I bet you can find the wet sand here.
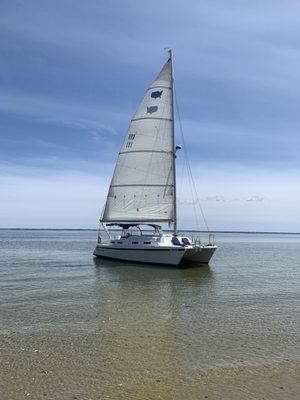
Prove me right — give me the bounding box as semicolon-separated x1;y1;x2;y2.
1;331;299;399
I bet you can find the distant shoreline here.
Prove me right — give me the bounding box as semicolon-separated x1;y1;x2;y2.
0;228;299;235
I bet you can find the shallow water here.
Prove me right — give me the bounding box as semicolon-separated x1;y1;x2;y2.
0;230;299;399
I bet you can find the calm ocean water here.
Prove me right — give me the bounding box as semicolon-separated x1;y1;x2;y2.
0;229;299;399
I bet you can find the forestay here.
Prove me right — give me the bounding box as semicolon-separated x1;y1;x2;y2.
101;59;174;222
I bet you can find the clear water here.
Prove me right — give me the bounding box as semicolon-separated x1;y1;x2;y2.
0;230;299;399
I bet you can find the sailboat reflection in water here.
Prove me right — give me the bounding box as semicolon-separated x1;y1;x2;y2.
93;50;217;266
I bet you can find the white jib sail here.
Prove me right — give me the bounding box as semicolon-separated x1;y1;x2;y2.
101;59;174;223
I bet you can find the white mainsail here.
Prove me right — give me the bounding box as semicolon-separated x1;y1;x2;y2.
101;59;175;223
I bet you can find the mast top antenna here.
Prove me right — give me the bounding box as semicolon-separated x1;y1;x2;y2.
164;47;173;58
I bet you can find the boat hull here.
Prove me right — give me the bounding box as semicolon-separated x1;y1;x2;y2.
93;244;216;266
181;245;217;264
93;245;184;265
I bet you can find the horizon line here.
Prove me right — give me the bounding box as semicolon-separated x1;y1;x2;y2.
0;228;299;235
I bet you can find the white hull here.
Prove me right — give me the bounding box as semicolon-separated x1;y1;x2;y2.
181;245;217;264
93;243;216;266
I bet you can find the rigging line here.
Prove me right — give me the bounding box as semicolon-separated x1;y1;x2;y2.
177;129;201;233
174;89;201;231
183;125;209;232
173;82;210;233
177;150;186;207
188;154;202;235
176;118;201;234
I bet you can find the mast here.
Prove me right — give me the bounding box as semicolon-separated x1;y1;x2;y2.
168;48;178;236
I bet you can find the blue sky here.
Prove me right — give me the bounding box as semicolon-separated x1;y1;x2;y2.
0;0;299;231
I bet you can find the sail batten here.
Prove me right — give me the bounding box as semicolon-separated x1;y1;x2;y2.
131;117;172;122
119;150;172;155
148;86;171;90
101;59;174;223
111;184;173;187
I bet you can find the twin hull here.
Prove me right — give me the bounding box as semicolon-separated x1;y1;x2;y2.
93;244;216;266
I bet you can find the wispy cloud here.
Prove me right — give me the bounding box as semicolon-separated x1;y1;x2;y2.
179;195;265;204
2;0;300;91
175;119;300;166
0;162;298;231
0;91;118;135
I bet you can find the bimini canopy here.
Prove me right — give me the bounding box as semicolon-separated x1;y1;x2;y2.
105;223;162;230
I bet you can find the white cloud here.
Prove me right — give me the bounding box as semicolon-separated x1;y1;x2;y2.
0;165;109;229
0;162;299;232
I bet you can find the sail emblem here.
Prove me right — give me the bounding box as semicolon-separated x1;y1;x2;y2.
147;106;158;114
151;90;163;99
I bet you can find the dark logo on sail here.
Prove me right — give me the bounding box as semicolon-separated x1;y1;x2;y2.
151;90;163;99
147;106;158;114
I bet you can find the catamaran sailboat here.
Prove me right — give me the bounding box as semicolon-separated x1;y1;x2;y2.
93;50;217;265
